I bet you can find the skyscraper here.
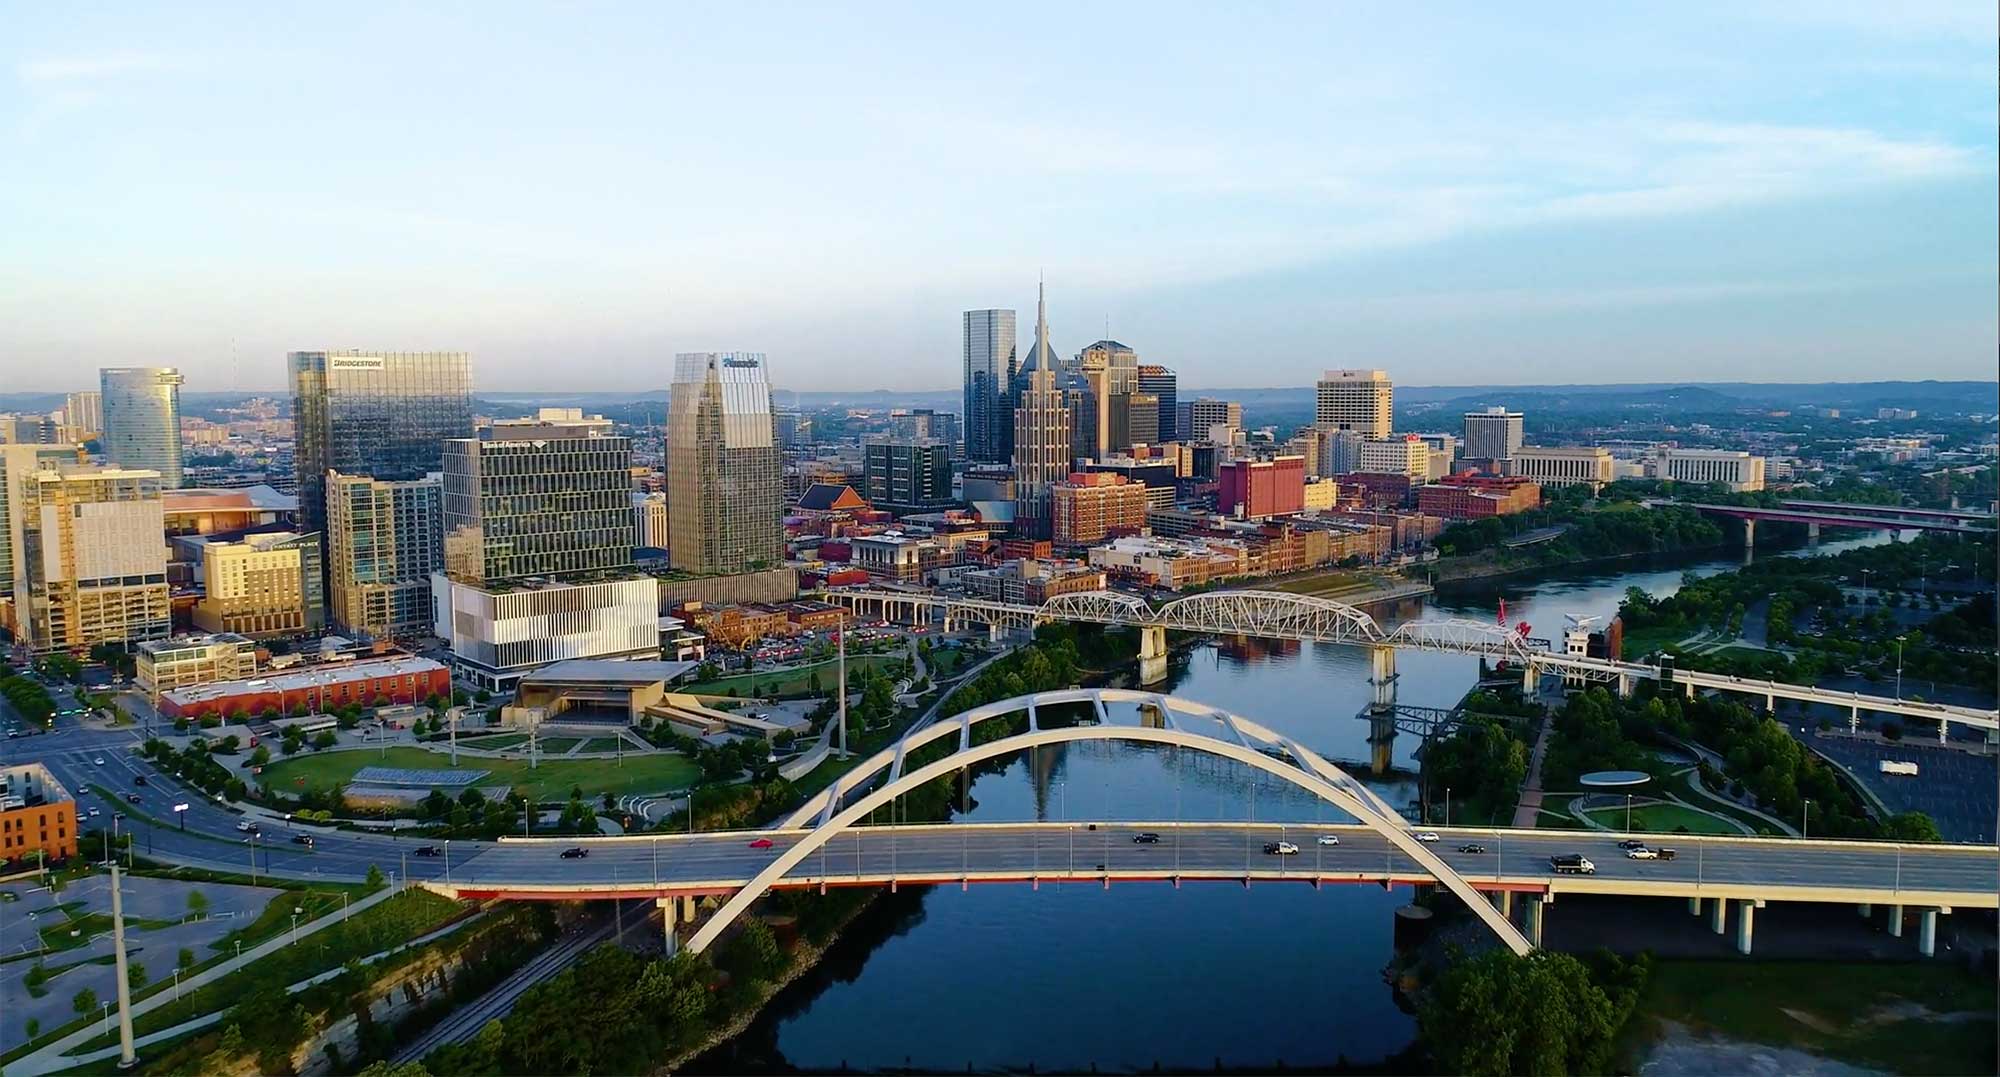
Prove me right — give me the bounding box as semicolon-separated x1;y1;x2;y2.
1463;407;1525;463
1138;365;1178;442
668;352;784;574
1012;284;1072;539
288;351;473;536
62;392;102;440
1315;369;1393;436
0;443;83;614
864;438;955;513
963;309;1018;464
17;464;170;650
100;368;185;487
1178;398;1243;443
1077;340;1139;458
327;470;443;639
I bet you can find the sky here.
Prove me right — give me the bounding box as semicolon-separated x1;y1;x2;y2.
2;3;1995;393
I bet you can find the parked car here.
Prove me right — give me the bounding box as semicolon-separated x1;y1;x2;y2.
559;846;589;859
291;834;315;847
1263;841;1300;856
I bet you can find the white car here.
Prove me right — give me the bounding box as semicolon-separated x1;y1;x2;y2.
1625;847;1659;860
1316;834;1341;846
93;757;105;765
1264;841;1300;856
1414;831;1440;842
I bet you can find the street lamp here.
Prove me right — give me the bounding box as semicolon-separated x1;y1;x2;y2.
290;907;301;945
1801;799;1812;841
1625;793;1633;834
1894;636;1907;700
1445;787;1452;829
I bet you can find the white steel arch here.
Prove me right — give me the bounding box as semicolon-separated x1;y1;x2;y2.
1155;590;1382;644
690;689;1533;956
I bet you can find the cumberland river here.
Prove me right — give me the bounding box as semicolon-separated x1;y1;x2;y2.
708;536;1894;1074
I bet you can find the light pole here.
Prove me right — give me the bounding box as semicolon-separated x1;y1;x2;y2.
1801;799;1812;840
1445;787;1452;829
1625;793;1633;834
290;907;300;945
1893;636;1906;700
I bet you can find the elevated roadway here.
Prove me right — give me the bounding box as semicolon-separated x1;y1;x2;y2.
1659;499;1994;536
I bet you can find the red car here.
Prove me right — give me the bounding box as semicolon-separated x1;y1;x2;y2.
747;837;774;849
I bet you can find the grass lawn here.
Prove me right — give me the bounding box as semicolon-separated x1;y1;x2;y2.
257;745;700;803
1584;801;1742;835
1657;769;1787;837
1618;624;1692;659
457;732;527;750
685;652;904;700
534;736;582;753
577;737;622;753
1624;959;1997;1075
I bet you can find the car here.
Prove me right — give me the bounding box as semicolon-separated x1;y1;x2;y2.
414;846;442;857
1457;843;1487;854
559;846;589;859
125;792;142;804
235;820;259;833
87;807;101;818
1317;834;1340;846
133;775;148;786
291;834;314;847
1625;847;1659;860
93;757;105;765
1550;854;1596;875
1263;841;1300;856
1132;832;1161;844
1414;831;1440;842
747;837;775;849
1616;839;1647;851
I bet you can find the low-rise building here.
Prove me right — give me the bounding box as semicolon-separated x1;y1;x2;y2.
431;573;660;692
1355;436;1431;480
1216;455;1306;519
1651;448;1766;492
1051;472;1150;546
1507;446;1616;490
685;602;793;649
136;633;260;695
961;558;1106;605
1088;535;1247;591
851;532;955;583
0;763;76;867
158;654;451;720
1416;474;1543;519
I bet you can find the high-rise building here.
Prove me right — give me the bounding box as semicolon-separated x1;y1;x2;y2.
1128;391;1160;446
15;464;170;651
327;470;442;639
62;391;102;441
99;368;185;486
288;350;474;536
864;438;955;513
667;352;784;574
1314;369;1393;436
963;309;1018;464
1218;456;1306;519
1051;472;1149;545
0;415;59;445
0;444;83;619
1076;340;1139;458
192;531;324;638
1177;398;1242;443
1356;435;1431;479
1012;284;1072;540
434;412;654;690
1138;365;1178;442
633;491;669;550
1462;407;1524;463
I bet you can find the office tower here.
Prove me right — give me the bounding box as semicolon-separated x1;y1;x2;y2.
774;407;807;449
667;352;784;574
1356;435;1431;479
442;413;635;585
1138;365;1178;441
288;350;474;536
327;470;442;639
192;531;323;638
1462;407;1524;464
434;412;653;689
99;368;186;487
1314;369;1393;436
63;391;102;440
1076;340;1139;458
1323;430;1365;476
963;309;1018;464
0;444;83;617
0;415;59;445
1012;286;1072;539
864;438;955;513
1128;392;1160;446
17;464;170;650
1177;398;1243;444
633;491;669;550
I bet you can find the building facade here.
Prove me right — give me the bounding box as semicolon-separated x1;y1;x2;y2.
62;391;102;441
100;367;185;487
1416;475;1543;519
442;417;634;585
1653;448;1766;492
667;352;784;574
0;444;81;618
1011;284;1072;540
1177;398;1242;444
288;350;474;536
1051;472;1149;546
1138;365;1178;442
1463;407;1524;463
327;471;442;640
431;574;658;691
159;655;452;720
192;531;324;638
136;633;260;696
1508;446;1617;490
1314;369;1392;436
863;438;954;513
963;309;1017;464
633;491;669;550
0;764;76;867
1356;435;1432;479
16;465;170;651
1217;456;1306;519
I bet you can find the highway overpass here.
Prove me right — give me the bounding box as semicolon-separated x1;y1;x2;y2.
1657;499;1996;539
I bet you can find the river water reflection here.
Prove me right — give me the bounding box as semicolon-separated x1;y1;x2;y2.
729;537;1891;1073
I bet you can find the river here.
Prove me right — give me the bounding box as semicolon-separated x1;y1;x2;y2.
704;534;1895;1074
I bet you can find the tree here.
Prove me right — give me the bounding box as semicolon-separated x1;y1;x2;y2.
1419;949;1642;1076
311;730;337;750
187;889;210;920
366;864;386;889
25;1017;39;1040
128;962;149;990
177;947;196;975
248;745;271;767
72;987;98;1016
1883;811;1942;843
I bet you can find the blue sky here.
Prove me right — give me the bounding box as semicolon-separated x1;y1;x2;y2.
3;3;1994;392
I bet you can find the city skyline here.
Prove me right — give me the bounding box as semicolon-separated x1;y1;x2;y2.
4;6;1995;391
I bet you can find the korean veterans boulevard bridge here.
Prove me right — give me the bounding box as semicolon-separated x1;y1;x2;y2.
818;588;2000;738
419;690;1998;961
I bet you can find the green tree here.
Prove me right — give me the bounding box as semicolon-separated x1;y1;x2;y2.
311;729;338;749
177;947;196;975
128;962;149;990
25;1017;39;1040
72;986;98;1016
186;889;210;920
1419;949;1642;1076
1883;811;1942;843
366;864;387;889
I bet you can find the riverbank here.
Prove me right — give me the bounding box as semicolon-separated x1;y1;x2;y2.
1417;538;1745;586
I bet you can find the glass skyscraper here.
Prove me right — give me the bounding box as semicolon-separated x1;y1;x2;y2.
326;470;443;639
962;309;1017;464
441;416;635;586
100;367;185;487
289;351;473;535
668;352;783;574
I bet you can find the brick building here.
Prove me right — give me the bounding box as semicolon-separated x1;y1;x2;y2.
1216;455;1305;519
158;655;451;720
1051;472;1149;546
1415;474;1542;519
0;764;76;867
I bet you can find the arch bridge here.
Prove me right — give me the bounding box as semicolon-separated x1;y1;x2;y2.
686;688;1534;955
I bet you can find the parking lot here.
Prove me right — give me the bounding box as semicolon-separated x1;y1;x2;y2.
1806;734;1998;844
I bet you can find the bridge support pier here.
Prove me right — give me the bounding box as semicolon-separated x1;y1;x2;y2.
1368;645;1397;712
1807;522;1820;543
1887;904;1904;937
1524;896;1544;947
1734;901;1755;955
1138;625;1169;685
1520;659;1537;695
1918;908;1944;957
1857;903;1872;917
657;898;680;956
1689;896;1702;915
1741;519;1756;549
989;621;1005;644
1616;673;1635;699
1490;890;1512;918
1709;896;1727;935
1849;706;1860;735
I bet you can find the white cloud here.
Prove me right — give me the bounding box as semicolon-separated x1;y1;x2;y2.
18;51;193;84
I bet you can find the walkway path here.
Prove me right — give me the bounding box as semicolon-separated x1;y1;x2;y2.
1510;711;1556;828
